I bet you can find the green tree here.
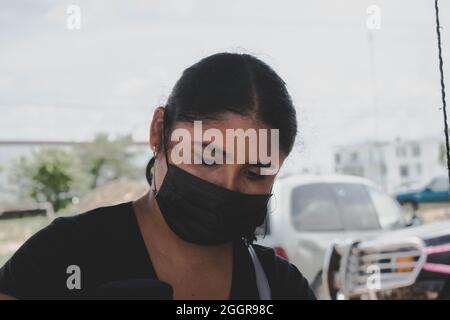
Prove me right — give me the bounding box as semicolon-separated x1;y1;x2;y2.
11;148;77;212
9;134;142;212
74;133;140;189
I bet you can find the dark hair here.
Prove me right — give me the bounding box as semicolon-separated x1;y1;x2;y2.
146;52;298;242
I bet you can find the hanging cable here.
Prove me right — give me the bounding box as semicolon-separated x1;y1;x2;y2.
434;0;450;186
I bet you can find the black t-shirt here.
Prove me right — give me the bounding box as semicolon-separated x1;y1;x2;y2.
0;201;315;300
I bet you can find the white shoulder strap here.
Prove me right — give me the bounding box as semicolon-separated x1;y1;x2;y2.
247;244;272;300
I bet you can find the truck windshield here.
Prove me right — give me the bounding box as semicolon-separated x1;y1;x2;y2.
328;183;381;230
291;182;381;231
290;182;405;231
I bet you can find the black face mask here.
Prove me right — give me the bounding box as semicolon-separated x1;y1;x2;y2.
154;163;272;246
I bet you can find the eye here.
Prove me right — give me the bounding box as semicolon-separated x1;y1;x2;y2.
201;157;218;167
245;167;266;180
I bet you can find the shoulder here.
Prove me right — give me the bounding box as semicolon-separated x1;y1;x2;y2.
62;201;134;229
0;202;134;299
0;215;77;298
17;202;133;246
20;201;136;259
252;244;316;300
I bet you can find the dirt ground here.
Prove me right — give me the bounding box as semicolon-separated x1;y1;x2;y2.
417;204;450;224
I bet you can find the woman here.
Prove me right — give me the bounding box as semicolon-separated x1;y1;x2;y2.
0;53;315;300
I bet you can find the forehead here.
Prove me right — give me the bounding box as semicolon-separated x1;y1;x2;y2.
173;112;272;132
168;112;287;162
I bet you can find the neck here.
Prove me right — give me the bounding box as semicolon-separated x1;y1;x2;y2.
133;191;232;267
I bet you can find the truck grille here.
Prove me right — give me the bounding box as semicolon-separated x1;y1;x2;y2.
342;238;427;297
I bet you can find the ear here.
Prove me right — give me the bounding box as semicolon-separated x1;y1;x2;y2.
149;106;165;152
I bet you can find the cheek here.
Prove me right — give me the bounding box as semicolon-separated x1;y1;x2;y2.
244;177;275;194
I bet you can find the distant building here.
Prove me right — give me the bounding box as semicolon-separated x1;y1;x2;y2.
334;137;446;193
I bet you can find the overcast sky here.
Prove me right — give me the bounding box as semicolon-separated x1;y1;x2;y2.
0;0;449;172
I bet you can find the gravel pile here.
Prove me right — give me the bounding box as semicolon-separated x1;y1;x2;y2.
67;179;149;214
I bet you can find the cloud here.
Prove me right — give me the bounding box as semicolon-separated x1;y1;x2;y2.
0;0;449;172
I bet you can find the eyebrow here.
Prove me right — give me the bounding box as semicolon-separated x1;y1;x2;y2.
199;141;226;156
192;141;272;167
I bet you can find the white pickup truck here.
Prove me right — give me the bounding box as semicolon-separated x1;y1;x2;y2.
256;173;450;299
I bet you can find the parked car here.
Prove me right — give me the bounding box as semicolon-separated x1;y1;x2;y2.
323;221;450;299
396;176;450;211
256;174;408;299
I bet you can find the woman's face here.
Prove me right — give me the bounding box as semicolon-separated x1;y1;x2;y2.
150;108;287;195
